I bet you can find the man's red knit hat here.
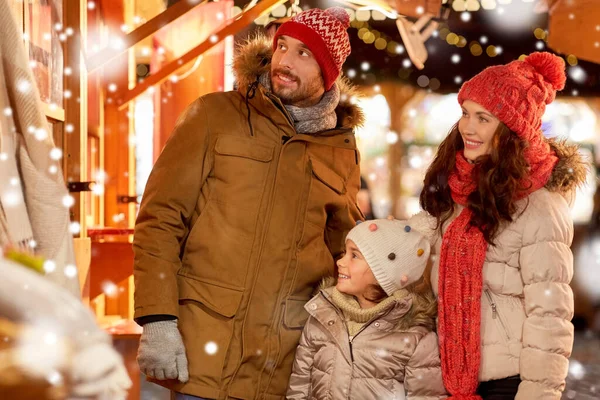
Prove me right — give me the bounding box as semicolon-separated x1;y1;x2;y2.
273;7;351;91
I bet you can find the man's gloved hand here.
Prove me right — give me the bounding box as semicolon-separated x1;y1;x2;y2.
137;320;189;383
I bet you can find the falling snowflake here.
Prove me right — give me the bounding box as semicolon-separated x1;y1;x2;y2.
3;107;12;116
17;80;31;93
102;281;118;297
205;341;218;355
2;190;22;207
62;195;75;208
375;348;388;358
568;360;585;380
46;371;63;386
361;62;370;71
43;332;58;346
69;222;81;235
35;128;49;141
568;66;587;83
50;148;63;160
210;35;219;43
44;260;57;273
64;265;78;278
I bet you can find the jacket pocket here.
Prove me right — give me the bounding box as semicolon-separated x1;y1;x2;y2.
284;296;311;329
310;158;345;195
176;275;243;383
484;289;511;341
215;135;274;162
212;135;274;207
178;274;244;317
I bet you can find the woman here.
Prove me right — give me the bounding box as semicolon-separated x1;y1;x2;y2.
410;52;587;399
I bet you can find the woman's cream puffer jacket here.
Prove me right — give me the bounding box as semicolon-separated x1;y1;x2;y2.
409;140;587;399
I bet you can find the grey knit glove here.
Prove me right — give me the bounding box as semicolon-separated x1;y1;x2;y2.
137;320;189;382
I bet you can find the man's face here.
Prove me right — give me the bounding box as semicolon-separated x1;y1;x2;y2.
271;36;325;107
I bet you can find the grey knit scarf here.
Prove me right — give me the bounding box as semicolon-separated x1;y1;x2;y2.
259;73;339;134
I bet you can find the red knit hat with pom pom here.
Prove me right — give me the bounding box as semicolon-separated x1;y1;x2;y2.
273;7;351;90
458;52;565;179
458;52;566;142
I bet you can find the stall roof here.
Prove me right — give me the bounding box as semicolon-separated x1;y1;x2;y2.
268;0;600;97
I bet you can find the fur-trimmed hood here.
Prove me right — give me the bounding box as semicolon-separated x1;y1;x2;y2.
232;35;364;130
546;139;589;194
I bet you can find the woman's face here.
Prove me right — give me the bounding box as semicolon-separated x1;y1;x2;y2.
458;100;501;161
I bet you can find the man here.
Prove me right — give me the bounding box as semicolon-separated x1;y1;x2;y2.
134;7;364;400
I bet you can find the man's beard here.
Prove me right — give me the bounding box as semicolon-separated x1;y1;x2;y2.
271;69;323;106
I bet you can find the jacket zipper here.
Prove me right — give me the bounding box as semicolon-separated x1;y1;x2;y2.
227;138;284;394
320;293;392;399
321;293;392;363
484;289;510;340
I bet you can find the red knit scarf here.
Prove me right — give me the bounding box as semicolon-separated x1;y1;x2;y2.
438;147;557;399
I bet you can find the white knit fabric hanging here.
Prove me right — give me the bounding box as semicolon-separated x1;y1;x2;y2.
0;1;79;296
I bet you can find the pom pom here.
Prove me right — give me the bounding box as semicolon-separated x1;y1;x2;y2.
524;52;566;91
326;7;350;28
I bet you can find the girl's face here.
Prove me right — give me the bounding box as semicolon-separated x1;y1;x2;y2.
336;240;380;308
458;100;500;161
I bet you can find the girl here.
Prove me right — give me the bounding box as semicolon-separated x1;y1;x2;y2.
410;52;587;399
287;218;447;399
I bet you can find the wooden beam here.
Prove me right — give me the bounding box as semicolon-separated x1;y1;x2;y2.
63;0;88;236
86;0;208;72
115;0;286;108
